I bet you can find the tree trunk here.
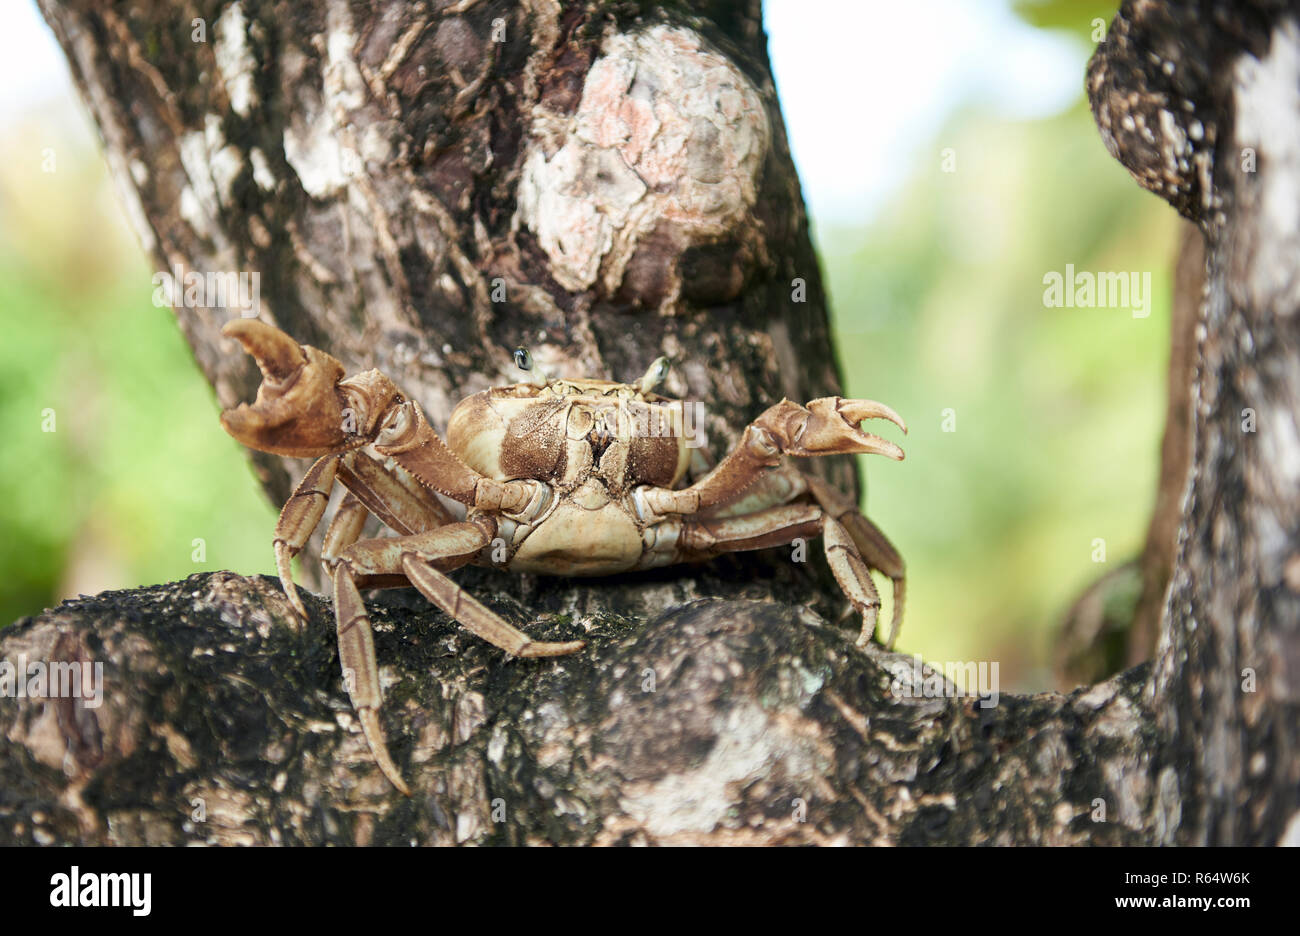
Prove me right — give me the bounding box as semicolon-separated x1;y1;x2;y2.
1088;0;1300;844
37;0;853;524
3;0;1296;845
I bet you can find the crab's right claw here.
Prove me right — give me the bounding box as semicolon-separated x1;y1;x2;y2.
799;397;906;460
220;319;353;458
757;397;906;461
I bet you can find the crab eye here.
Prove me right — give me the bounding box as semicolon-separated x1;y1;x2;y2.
639;356;669;394
515;347;549;387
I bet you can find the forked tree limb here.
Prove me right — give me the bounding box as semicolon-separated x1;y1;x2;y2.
2;0;1296;844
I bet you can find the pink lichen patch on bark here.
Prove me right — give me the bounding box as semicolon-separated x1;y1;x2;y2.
517;24;770;297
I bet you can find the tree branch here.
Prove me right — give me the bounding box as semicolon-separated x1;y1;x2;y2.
6;0;1297;845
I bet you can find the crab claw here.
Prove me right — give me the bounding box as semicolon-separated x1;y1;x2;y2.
219;319;354;458
799;397;906;460
760;396;906;461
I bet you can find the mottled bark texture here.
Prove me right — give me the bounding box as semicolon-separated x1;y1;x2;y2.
0;571;1154;845
3;0;1296;844
1089;0;1300;844
36;0;852;531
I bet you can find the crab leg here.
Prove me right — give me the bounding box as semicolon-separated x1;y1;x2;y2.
820;515;886;649
333;518;585;654
273;454;341;622
662;469;903;647
337;449;455;535
698;463;810;518
331;520;585;794
332;566;408;794
273;447;459;620
804;474;906;649
372;403;491;507
322;491;370;566
675;503;824;560
642;397;906;517
673;503;887;648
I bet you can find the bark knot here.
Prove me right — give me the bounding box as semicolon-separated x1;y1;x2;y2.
517;24;770;300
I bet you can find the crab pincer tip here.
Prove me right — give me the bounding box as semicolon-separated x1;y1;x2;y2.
222;319;307;382
841;398;907;435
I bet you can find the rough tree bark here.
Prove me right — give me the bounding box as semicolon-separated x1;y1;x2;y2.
1087;0;1300;843
37;0;853;529
2;0;1297;845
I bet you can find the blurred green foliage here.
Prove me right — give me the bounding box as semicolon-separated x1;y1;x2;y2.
1;3;1175;691
821;98;1176;685
0;114;275;627
1013;0;1120;36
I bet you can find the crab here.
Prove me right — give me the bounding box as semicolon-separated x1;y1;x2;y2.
219;319;907;794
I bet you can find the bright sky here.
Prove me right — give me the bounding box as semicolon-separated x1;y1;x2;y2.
3;0;1085;226
1;2;82;122
764;0;1085;223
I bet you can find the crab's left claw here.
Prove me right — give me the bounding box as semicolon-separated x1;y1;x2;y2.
757;397;906;461
801;397;907;460
220;319;353;458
